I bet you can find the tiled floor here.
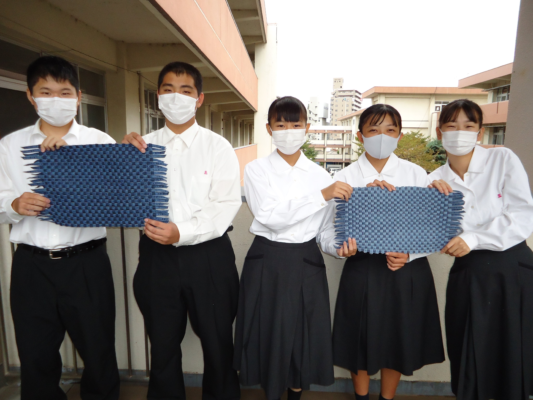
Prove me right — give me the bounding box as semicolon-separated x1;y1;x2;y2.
0;382;453;399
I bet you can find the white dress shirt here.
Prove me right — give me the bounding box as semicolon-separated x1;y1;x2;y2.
0;119;116;249
318;152;431;260
429;146;533;251
244;150;334;243
143;122;241;247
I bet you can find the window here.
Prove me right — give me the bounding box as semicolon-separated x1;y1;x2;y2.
144;90;165;134
434;100;449;112
492;126;505;145
0;38;107;135
78;67;106;132
493;86;510;102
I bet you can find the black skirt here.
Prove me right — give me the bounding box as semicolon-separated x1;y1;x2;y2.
332;252;445;376
233;235;335;400
446;240;533;400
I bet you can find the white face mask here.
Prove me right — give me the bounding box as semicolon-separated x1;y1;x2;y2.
158;92;197;125
33;97;78;127
441;130;479;156
362;133;400;159
271;128;307;155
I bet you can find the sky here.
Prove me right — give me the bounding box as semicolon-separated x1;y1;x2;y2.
265;0;521;110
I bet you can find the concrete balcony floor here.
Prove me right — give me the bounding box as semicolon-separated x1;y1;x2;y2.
0;382;453;400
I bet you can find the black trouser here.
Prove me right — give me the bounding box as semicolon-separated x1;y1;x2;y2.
134;234;240;400
10;244;120;400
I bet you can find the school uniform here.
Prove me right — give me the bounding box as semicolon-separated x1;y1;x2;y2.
319;152;445;377
133;122;242;400
233;150;335;400
0;119;119;400
429;145;533;400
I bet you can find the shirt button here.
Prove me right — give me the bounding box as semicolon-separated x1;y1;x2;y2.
471;206;474;209
321;203;325;206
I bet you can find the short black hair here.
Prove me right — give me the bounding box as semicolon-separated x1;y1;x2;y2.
358;104;402;132
27;56;80;94
267;96;307;125
439;99;483;127
158;62;203;94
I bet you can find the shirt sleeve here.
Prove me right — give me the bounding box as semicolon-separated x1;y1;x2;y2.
243;164;328;233
97;132;117;144
316;200;342;258
174;143;242;247
459;151;533;251
317;170;350;258
0;141;25;224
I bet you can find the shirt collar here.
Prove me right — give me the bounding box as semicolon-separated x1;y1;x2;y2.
467;145;488;173
358;152;399;178
442;145;488;180
30;118;80;139
268;150;310;173
162;122;200;147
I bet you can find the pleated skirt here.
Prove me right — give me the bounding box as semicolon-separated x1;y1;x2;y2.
446;240;533;400
332;252;445;376
233;235;335;400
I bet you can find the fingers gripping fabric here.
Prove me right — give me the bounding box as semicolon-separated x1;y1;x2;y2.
22;144;169;227
335;187;464;254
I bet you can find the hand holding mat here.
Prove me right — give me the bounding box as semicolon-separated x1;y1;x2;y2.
334;186;464;254
22;144;169;228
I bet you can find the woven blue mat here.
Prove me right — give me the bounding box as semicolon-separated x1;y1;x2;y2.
22;144;169;227
334;187;464;254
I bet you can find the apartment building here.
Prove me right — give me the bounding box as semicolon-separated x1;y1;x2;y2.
458;63;512;145
307;96;329;125
330;78;362;126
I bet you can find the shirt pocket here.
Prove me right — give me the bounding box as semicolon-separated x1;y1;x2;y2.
190;174;211;205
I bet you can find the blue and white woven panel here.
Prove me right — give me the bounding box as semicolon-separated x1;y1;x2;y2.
22;144;169;228
335;187;464;254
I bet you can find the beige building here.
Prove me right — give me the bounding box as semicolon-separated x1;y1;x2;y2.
308;126;352;170
459;63;512;145
330;78;362;126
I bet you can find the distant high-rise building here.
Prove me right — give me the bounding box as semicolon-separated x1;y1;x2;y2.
330;78;362;126
307;97;329;126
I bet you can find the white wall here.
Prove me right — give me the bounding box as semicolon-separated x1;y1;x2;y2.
253;24;278;159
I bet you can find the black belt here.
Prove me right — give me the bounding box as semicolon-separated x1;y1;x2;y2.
18;238;107;260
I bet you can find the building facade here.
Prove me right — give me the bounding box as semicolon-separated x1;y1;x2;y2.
329;78;362;126
458;63;512;145
307;96;328;126
308;126;352;170
338;87;488;161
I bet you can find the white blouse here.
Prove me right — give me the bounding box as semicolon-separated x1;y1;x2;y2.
318;152;431;260
244;150;334;243
429;145;533;251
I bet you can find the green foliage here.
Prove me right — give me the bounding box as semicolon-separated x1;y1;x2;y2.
354;131;443;172
426;139;447;166
302;139;318;162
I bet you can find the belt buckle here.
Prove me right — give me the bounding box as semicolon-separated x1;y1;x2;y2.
49;250;63;260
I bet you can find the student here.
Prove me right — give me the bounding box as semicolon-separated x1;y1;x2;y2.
319;104;445;400
0;56;119;400
428;99;533;400
233;96;354;400
122;62;242;400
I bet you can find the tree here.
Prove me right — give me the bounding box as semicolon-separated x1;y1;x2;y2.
302;139;318;162
426;139;447;166
353;131;442;172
